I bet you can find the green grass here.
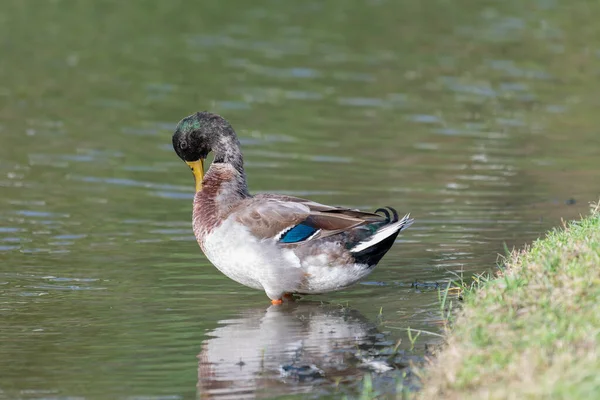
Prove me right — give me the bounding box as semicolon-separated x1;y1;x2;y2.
420;201;600;399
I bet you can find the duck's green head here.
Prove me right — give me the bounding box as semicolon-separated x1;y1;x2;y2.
172;111;240;192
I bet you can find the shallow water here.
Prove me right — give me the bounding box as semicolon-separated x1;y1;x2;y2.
1;0;600;398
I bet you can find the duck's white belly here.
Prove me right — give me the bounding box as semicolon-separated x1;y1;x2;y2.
301;261;373;294
201;217;305;297
201;225;263;290
200;217;375;298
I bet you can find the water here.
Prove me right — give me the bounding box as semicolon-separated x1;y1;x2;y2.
1;0;600;398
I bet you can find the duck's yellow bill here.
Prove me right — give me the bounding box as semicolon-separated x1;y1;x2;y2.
186;159;204;192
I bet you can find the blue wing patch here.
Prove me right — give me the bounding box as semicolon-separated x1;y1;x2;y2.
279;223;318;243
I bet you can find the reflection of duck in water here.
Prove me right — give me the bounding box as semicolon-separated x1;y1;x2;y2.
172;112;413;304
197;303;385;399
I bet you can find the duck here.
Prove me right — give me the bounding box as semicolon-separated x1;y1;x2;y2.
172;111;413;305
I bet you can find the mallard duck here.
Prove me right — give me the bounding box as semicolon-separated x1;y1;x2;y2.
172;112;413;305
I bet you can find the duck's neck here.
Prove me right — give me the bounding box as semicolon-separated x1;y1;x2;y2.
210;133;250;200
192;162;250;240
212;132;245;178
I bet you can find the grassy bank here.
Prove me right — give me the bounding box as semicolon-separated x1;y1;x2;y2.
420;202;600;399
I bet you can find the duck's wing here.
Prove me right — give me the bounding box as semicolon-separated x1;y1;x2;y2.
232;194;412;249
254;193;386;218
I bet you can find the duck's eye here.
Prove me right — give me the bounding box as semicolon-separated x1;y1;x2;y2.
180;140;188;150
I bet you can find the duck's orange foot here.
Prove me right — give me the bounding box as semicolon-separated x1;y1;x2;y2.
271;298;283;305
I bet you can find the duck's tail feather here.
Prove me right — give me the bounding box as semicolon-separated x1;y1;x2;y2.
350;212;413;266
375;206;399;223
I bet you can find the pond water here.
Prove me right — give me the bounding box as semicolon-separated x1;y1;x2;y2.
1;0;599;398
